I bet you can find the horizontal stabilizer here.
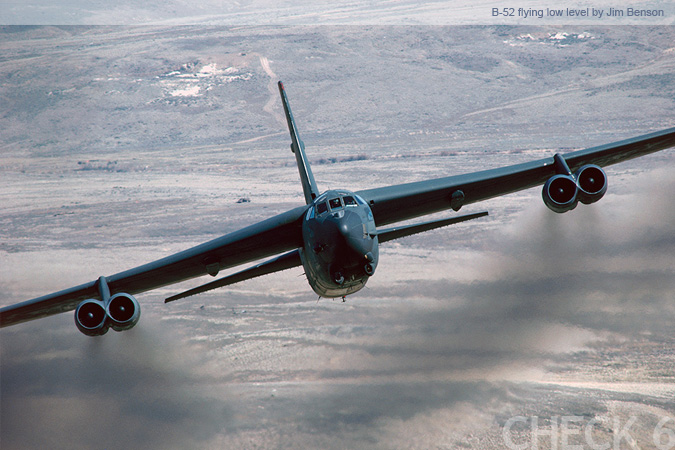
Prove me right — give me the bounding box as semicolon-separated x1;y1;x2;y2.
165;249;302;303
375;211;488;243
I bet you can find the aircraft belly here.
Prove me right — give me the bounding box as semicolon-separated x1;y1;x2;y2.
299;243;367;298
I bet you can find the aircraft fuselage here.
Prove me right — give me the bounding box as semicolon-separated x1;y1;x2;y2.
300;190;379;298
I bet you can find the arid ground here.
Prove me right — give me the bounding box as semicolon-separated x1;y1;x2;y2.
1;26;674;449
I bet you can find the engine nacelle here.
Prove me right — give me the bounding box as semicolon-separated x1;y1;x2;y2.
575;164;607;205
75;299;109;336
74;292;141;336
542;174;579;213
106;293;141;332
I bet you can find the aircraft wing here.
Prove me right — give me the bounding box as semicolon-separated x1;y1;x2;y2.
2;87;673;333
165;249;303;303
357;127;675;226
0;206;307;327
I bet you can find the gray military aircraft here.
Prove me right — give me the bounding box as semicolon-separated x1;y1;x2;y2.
1;82;674;336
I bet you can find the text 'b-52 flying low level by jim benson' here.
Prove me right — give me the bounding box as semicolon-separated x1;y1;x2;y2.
1;82;674;336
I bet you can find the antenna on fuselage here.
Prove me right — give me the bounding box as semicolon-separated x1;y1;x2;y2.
278;81;320;204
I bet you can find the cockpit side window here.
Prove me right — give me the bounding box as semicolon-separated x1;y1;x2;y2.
343;196;357;207
328;198;342;210
316;202;328;215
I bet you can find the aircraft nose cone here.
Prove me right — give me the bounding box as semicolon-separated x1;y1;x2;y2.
334;210;373;257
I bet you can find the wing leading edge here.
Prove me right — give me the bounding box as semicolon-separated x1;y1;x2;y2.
357;127;675;226
0;206;307;327
1;81;673;332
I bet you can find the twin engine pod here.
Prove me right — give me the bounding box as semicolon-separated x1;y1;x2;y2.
75;293;140;337
542;158;608;214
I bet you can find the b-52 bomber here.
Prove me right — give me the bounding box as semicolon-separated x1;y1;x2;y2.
1;82;674;336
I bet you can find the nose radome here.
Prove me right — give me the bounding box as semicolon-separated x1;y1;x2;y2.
336;210;373;257
335;210;361;237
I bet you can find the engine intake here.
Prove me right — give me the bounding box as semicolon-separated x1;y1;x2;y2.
106;293;141;332
575;164;607;205
74;291;141;336
542;154;609;213
542;174;578;214
75;299;109;336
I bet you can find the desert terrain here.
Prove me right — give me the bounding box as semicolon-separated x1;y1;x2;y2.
1;26;674;449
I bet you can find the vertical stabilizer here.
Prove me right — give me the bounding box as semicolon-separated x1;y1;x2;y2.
278;81;320;204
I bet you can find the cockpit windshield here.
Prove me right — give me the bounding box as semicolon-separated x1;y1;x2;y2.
313;193;364;217
328;198;342;210
343;196;357;206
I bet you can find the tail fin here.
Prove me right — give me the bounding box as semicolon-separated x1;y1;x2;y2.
278;81;320;204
